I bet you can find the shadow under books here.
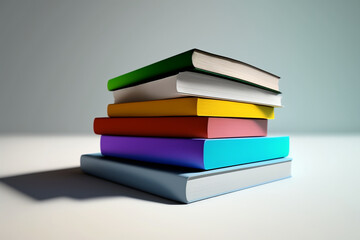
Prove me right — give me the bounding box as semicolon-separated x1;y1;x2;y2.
0;167;178;205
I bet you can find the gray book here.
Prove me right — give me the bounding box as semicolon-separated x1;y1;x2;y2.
81;154;292;204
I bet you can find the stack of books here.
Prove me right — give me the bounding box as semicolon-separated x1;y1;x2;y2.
81;49;292;203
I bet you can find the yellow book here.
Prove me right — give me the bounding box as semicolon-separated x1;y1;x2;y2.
107;97;274;119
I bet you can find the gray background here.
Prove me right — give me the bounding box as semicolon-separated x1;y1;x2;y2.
1;0;359;134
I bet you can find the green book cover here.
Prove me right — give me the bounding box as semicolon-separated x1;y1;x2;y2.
107;49;280;93
107;49;195;91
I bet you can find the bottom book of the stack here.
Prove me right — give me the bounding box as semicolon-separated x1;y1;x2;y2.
81;154;292;203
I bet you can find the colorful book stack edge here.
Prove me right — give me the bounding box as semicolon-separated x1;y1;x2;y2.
81;49;292;203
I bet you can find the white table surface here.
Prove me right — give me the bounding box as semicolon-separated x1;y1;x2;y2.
1;134;359;240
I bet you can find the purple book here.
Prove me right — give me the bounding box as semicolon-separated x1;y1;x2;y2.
100;136;289;170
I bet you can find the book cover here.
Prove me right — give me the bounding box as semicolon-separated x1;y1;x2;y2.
113;71;282;107
81;154;292;203
107;49;280;92
100;136;289;170
94;117;267;138
107;97;274;119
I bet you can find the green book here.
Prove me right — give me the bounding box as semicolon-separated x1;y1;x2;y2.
107;49;281;93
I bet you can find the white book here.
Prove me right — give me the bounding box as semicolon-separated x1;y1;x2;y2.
113;71;282;107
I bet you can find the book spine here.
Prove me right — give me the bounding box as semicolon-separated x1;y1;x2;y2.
93;117;209;138
112;75;183;104
107;50;195;91
100;136;206;169
80;154;189;203
107;98;199;117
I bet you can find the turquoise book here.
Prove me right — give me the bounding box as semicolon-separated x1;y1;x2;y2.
81;154;292;203
101;136;289;170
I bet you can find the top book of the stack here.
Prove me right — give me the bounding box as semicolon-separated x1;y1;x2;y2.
107;49;280;93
